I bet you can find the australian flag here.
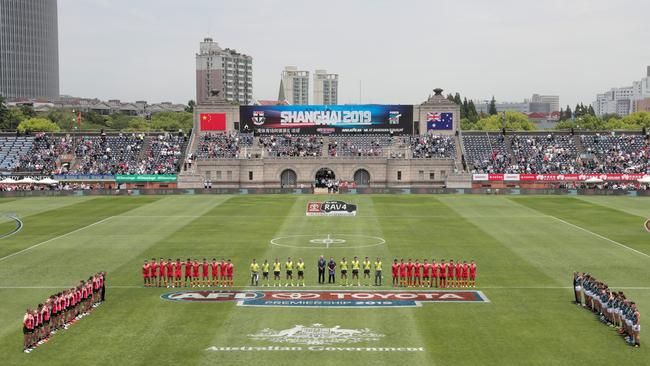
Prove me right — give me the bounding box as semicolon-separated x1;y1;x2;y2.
427;112;453;130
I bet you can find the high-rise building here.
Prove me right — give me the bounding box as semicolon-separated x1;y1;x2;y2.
531;94;560;112
278;66;309;105
593;66;650;116
313;70;338;105
0;0;59;100
195;37;252;105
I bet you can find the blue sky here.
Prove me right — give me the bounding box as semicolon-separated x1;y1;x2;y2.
59;0;650;107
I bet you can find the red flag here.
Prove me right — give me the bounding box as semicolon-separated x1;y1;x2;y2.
200;113;226;131
76;111;81;126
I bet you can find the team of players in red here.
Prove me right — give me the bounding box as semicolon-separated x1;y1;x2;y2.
142;258;234;287
391;258;477;287
22;272;106;353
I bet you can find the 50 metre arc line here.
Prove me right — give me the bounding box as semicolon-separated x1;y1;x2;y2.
0;215;23;240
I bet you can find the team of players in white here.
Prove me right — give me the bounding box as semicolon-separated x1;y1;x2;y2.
574;272;641;347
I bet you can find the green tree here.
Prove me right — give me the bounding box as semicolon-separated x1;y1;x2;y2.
45;109;76;130
460;118;474;130
19;104;36;118
185;100;195;113
124;117;152;132
471;111;536;131
0;95;10;124
564;105;572;120
150;111;193;132
17;117;60;133
587;105;596;116
446;93;455;103
461;98;469;119
488;96;497;115
106;113;136;130
467;100;479;123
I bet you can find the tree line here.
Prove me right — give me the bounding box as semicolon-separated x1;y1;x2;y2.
0;95;195;134
444;92;649;131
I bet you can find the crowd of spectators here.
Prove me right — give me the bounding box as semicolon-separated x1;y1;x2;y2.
70;133;145;175
464;132;648;175
580;133;649;174
17;133;71;174
196;132;252;159
328;135;390;157
135;134;186;174
463;134;513;174
260;134;322;157
409;135;455;159
509;134;578;174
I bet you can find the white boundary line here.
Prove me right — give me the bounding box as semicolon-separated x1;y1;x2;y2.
546;215;650;258
0;216;115;262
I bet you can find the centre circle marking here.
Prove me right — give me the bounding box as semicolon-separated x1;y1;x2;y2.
270;233;385;249
309;234;346;248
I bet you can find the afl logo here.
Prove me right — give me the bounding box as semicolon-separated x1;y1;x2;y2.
252;111;266;125
644;219;650;233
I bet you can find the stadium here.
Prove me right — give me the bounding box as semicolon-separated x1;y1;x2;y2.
0;88;648;365
1;1;649;365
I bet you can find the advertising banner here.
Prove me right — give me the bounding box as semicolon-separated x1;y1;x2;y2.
239;105;413;135
54;174;115;181
306;201;357;216
115;175;177;182
472;173;648;182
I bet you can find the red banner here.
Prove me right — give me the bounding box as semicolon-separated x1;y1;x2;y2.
473;173;648;182
200;113;226;131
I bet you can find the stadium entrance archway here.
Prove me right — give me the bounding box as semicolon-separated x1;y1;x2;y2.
353;169;370;187
280;169;297;187
315;168;335;188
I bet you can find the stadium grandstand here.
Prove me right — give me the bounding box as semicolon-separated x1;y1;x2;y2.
0;91;648;193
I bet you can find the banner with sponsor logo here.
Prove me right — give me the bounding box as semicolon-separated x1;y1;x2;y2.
472;173;649;182
306;201;357;216
115;174;177;182
161;290;489;308
54;174;115;181
239;105;413;135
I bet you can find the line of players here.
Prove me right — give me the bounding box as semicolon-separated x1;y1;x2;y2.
22;272;106;353
392;258;477;287
142;258;234;287
573;272;641;348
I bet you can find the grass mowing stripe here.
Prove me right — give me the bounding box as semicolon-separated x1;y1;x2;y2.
0;216;113;262
0;196;162;259
547;215;650;258
510;196;650;258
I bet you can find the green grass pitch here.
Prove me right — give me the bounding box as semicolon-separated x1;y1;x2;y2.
0;194;648;365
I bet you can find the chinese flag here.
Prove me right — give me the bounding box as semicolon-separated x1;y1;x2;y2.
200;113;226;131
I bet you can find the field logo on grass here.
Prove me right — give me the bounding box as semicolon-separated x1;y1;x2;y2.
306;201;357;216
161;290;490;307
248;324;384;345
644;218;650;233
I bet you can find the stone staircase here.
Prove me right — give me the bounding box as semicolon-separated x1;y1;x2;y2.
574;134;586;154
503;134;515;159
453;134;464;170
321;136;330;157
136;136;151;163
